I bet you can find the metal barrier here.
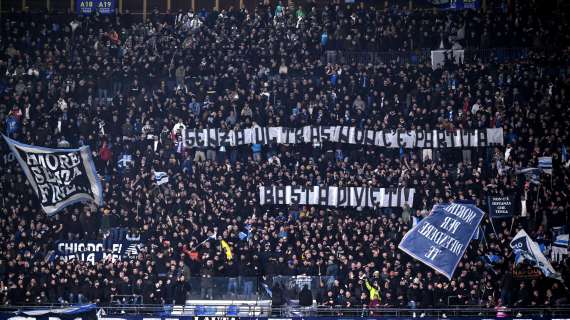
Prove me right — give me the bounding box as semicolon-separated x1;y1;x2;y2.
1;304;570;317
181;275;335;300
326;50;432;65
326;48;529;65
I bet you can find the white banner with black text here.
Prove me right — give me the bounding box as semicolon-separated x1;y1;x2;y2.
259;185;414;208
183;126;503;149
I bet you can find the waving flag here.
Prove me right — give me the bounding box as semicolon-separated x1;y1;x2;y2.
3;135;102;215
399;202;484;279
154;171;169;185
510;229;562;281
220;240;233;260
516;167;542;185
538;156;553;175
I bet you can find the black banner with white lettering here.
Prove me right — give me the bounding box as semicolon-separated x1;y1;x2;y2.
184;126;503;149
259;186;414;208
54;229;142;264
2;135;103;215
487;196;514;218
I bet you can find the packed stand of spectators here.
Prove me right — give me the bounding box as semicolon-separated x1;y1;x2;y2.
0;0;569;311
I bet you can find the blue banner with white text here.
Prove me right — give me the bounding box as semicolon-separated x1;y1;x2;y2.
431;0;480;10
0;316;559;320
0;304;97;320
398;202;485;279
76;0;116;15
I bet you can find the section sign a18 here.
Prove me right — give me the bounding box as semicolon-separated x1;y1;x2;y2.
76;0;116;15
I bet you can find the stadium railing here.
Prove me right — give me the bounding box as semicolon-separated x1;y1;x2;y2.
325;48;530;65
1;304;570;317
178;275;336;301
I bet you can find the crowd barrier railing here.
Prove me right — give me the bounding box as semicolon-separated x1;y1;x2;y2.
325;48;530;65
1;304;570;317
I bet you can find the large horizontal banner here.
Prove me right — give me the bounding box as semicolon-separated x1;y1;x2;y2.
3;135;103;215
398;202;484;279
17;316;558;320
487;196;514;218
259;186;414;208
183;126;503;149
53;229;142;264
1;304;97;320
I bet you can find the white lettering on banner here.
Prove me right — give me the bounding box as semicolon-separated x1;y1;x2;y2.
418;222;464;256
259;186;414;208
425;246;442;261
18;148;86;206
440;216;461;234
183;127;503;148
443;203;477;224
55;239;141;265
489;196;512;215
58;242;105;253
3;135;103;215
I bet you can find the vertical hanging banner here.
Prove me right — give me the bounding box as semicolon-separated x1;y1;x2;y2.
3;135;103;215
398;202;485;279
487;196;514;218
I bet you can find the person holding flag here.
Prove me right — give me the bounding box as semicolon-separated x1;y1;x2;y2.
361;274;381;313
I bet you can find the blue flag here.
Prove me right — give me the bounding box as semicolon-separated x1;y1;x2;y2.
398;202;485;279
510;229;562;281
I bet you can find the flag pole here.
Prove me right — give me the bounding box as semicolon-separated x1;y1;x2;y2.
509;216;515;235
489;216;499;238
194;232;217;250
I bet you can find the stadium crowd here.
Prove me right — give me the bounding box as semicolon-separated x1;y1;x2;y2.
0;0;569;311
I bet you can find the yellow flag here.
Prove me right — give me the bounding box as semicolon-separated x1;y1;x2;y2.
221;240;233;260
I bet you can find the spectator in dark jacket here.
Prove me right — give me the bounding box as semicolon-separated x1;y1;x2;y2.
299;284;313;307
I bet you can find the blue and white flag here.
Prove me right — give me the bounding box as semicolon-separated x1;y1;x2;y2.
2;135;103;215
510;229;562;281
398;202;485;279
516;167;542;185
117;154;133;170
538;156;553;175
154;171;169;185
